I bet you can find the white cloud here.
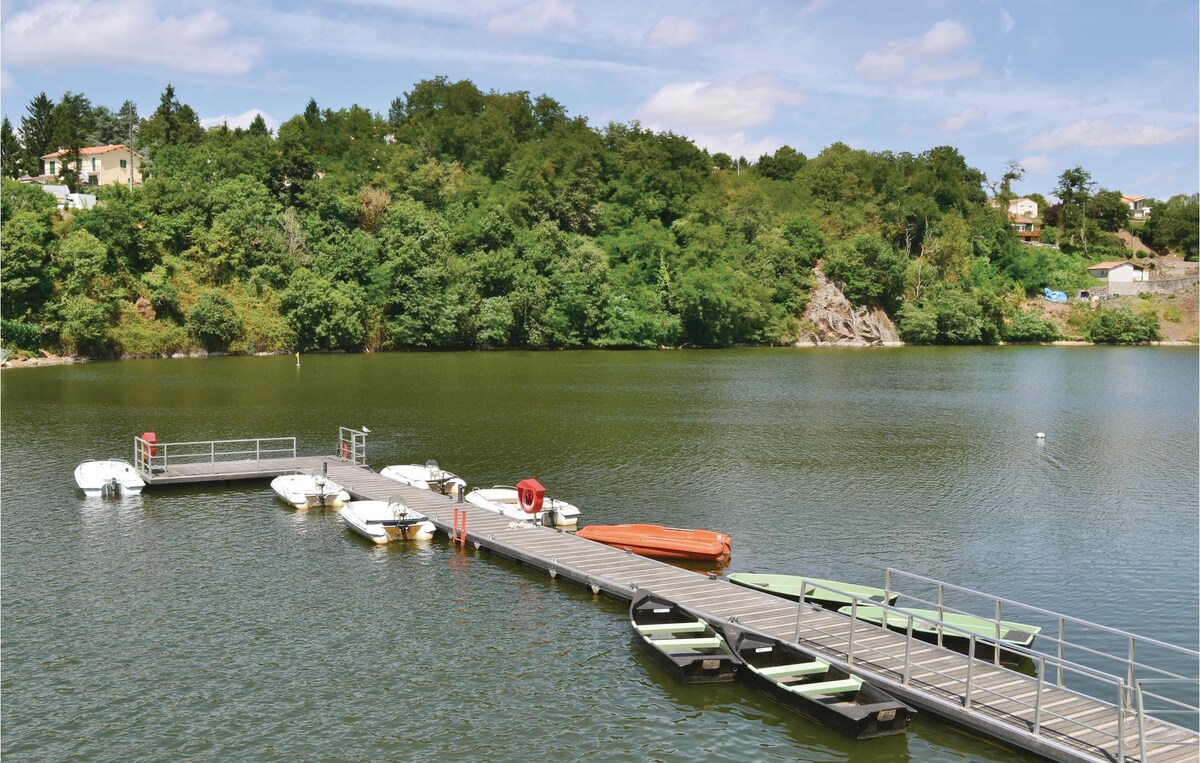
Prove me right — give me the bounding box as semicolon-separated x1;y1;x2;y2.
941;107;984;132
856;19;977;83
1000;9;1015;33
486;0;577;36
638;75;802;134
200;109;278;132
1;0;261;75
1;69;14;97
646;16;703;47
1018;154;1055;173
1026;117;1197;150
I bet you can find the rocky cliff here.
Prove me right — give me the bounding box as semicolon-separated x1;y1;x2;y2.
795;266;901;346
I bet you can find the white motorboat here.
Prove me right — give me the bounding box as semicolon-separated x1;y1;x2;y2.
271;469;350;509
74;458;146;497
380;460;466;497
339;496;436;543
465;478;580;528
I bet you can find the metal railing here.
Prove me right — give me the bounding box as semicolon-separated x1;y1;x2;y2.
337;427;368;465
786;574;1198;760
134;435;297;474
881;569;1199;710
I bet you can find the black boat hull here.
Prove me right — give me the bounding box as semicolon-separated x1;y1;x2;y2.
724;627;913;739
630;593;738;684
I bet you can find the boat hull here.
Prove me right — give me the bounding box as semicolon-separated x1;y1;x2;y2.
465;488;579;528
630;592;737;684
271;474;350;509
727;573;896;609
578;524;730;561
74;459;146;496
839;606;1040;664
339;502;435;544
380;464;466;497
723;627;913;739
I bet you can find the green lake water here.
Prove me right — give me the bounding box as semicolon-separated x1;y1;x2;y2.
3;347;1197;761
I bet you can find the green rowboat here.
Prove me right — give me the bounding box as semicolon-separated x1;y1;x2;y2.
727;573;898;609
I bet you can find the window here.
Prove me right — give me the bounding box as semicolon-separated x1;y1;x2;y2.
49;160;55;174
120;159;127;169
91;158;97;171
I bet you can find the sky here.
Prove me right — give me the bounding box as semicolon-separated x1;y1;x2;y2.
2;0;1197;201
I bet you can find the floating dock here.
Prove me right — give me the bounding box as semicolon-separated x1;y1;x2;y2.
130;431;1199;763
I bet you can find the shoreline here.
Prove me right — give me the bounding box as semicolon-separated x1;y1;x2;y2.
4;340;1197;369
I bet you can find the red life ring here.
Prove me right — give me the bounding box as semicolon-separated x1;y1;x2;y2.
340;442;350;459
520;487;539;513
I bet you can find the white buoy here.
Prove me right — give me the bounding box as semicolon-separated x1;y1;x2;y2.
1036;432;1045;439
295;351;300;367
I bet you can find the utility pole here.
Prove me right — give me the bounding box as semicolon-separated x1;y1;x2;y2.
128;102;136;189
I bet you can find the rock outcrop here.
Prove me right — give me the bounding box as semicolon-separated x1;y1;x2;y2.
795;266;900;346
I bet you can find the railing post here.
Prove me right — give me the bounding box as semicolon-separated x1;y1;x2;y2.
936;584;945;649
1033;655;1045;735
1057;617;1066;687
1127;637;1136;691
847;599;857;665
994;599;1003;666
1116;681;1126;763
902;612;913;687
793;578;808;642
964;635;975;709
1136;681;1148;763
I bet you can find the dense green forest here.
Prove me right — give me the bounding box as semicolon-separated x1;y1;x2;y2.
2;79;1195;356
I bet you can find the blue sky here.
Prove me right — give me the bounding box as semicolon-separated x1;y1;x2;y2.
2;0;1197;201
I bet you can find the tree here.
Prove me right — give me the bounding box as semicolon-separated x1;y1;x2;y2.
1;118;21;178
1088;189;1130;232
303;98;321;126
1054;165;1096;253
247;113;271;137
1141;194;1199;260
20;92;56;176
187;288;243;351
756;145;806;181
50;92;96;189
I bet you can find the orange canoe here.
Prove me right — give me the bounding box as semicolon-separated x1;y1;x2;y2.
577;524;732;561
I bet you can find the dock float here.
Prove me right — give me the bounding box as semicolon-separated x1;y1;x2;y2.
131;431;1199;763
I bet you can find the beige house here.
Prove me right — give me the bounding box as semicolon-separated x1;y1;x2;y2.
1009;215;1039;242
1120;194;1151;220
1007;197;1038;219
41;144;143;187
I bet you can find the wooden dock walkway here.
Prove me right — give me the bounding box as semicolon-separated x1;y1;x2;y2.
133;443;1199;763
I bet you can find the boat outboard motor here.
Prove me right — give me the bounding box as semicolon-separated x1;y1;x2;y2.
100;477;120;499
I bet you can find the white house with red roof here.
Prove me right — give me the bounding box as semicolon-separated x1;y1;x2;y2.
41;144;142;187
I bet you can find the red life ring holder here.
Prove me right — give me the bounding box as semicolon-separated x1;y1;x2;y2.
340;442;350;459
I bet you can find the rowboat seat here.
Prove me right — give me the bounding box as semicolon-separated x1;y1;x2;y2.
755;660;829;678
787;675;863;697
652;637;722;650
634;620;709;635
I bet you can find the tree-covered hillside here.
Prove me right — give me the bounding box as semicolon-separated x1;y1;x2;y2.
2;79;1190;356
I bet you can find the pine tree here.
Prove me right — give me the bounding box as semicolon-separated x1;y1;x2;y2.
19;92;55;176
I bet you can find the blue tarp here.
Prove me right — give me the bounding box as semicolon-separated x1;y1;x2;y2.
1043;287;1068;303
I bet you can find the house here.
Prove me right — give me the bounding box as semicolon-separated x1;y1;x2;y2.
41;144;143;187
1120;194;1151;220
1008;215;1040;243
39;184;70;208
1087;261;1145;283
1007;197;1038;219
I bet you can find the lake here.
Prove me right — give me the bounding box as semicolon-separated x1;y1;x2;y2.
2;347;1197;761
